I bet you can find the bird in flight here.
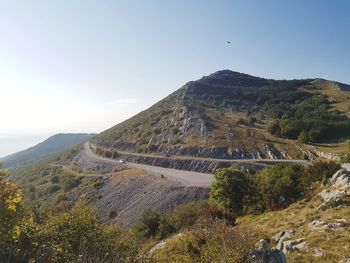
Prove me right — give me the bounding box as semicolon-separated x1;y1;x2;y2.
227;41;231;44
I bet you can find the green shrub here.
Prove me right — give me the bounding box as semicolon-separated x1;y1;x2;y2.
167;200;234;231
63;176;82;192
210;168;254;215
132;209;168;239
46;184;61;194
256;165;303;210
50;175;60;184
93;178;104;189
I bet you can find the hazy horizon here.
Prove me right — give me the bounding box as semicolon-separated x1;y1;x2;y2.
0;133;51;158
1;0;350;156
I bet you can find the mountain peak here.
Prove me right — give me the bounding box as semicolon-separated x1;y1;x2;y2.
201;70;262;80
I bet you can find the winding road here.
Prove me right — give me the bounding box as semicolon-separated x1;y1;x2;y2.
84;142;310;187
84;142;214;187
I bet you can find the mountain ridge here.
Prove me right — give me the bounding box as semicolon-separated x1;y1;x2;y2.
2;133;95;168
94;70;350;160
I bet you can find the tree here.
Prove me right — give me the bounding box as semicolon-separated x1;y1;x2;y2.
297;131;308;143
256;165;303;210
210;168;253;215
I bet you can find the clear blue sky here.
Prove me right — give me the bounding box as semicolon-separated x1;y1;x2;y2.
1;0;349;156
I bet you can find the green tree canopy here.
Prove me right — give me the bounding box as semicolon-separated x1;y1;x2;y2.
210;168;253;215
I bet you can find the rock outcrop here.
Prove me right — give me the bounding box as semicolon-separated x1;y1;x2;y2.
272;230;308;254
251;239;287;263
308;218;347;231
318;168;350;208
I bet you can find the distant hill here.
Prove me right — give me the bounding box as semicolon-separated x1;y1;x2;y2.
1;133;95;168
95;70;350;159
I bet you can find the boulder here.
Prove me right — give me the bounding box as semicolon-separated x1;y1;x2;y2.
274;230;294;250
251;239;287;263
293;241;309;252
272;231;286;243
308;219;327;230
313;248;326;258
281;238;305;254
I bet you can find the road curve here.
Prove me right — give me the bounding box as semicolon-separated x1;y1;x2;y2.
83;142;214;187
95;144;311;165
84;142;311;187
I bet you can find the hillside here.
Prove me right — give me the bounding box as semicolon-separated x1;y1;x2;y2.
1;133;95;168
9;143;209;226
95;70;350;160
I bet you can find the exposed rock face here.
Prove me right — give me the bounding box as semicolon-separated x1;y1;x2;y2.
85;171;209;226
329;169;350;186
116;153;267;173
318;169;350;207
178;106;207;136
341;163;350;172
251;239;287;263
110;142;285;160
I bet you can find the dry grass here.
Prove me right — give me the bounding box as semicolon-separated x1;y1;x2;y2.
236;196;350;262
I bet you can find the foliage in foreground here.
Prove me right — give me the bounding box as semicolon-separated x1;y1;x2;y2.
0;168;136;263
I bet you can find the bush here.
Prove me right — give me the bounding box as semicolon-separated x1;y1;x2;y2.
93;178;104;189
63;176;82;192
168;201;234;231
134;209;165;238
50;175;60;184
256;165;303;210
210;168;254;215
46;184;61;194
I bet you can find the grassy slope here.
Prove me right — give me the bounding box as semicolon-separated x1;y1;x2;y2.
236;196;350;262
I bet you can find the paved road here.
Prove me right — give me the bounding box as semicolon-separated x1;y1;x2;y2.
84;142;310;187
83;142;214;187
89;142;311;165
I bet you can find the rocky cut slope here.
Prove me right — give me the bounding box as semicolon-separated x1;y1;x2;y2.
94;70;350;160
